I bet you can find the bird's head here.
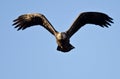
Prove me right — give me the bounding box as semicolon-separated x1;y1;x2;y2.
56;32;67;40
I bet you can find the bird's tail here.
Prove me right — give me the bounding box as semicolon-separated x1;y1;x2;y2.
57;43;75;52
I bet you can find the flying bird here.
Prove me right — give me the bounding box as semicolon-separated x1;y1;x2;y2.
13;12;113;52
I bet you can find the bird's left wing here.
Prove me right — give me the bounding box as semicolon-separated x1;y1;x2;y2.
66;12;113;38
13;13;57;35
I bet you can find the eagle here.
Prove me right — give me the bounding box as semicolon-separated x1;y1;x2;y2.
13;12;113;52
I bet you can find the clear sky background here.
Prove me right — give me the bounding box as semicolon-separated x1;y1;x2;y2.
0;0;120;79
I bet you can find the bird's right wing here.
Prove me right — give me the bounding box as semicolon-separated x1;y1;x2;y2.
66;12;113;38
13;13;58;35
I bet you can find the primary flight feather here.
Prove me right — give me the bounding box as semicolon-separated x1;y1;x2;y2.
13;12;113;52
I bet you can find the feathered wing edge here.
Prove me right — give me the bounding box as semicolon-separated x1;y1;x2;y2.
66;12;114;38
13;13;58;36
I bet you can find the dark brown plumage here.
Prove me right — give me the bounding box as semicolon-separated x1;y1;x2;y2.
13;12;113;52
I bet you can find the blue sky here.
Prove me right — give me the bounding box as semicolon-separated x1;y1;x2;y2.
0;0;120;79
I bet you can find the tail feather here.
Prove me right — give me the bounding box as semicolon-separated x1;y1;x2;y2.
57;44;74;52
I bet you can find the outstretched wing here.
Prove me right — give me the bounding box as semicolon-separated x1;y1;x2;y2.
13;13;58;35
66;12;113;38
